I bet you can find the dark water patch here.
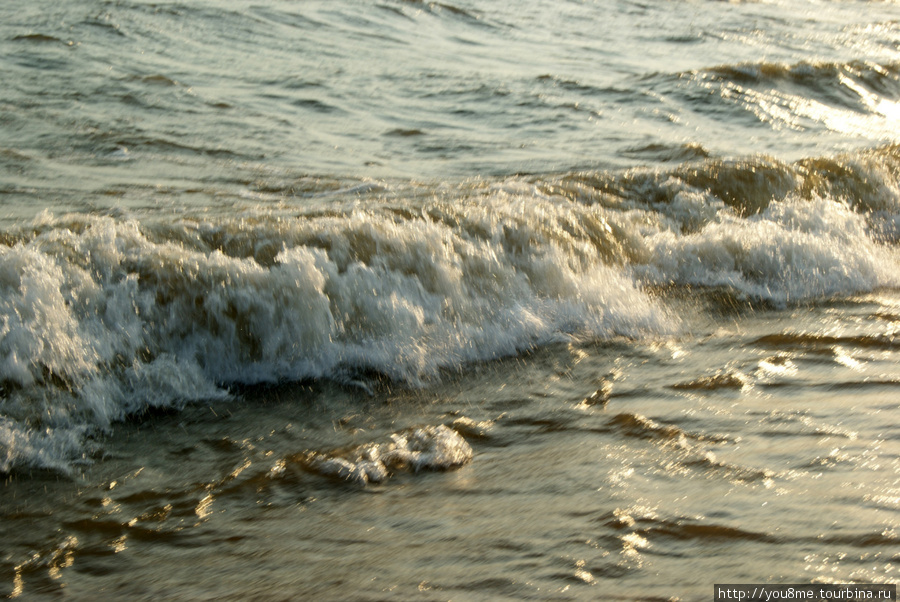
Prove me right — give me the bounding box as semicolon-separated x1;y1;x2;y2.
753;332;900;351
485;397;535;413
276;77;326;91
115;488;194;506
825;379;900;391
384;128;427;137
585;562;632;580
502;415;578;434
671;371;747;391
665;33;704;44
11;33;65;44
757;426;854;440
595;387;671;401
139;74;179;87
127;403;182;422
377;3;417;21
638;520;776;544
812;531;900;548
595;509;777;543
0;148;34;162
291;98;342;113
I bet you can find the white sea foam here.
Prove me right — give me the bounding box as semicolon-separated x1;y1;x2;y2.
0;418;87;474
307;424;474;485
637;194;900;305
0;194;671;471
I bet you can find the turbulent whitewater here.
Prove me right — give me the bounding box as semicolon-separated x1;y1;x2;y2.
2;147;899;472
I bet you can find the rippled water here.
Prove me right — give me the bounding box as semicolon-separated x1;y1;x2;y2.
2;0;900;599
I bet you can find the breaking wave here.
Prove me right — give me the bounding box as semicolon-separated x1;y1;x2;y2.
2;145;900;472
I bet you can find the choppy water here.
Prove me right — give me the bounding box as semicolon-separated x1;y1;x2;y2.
2;0;900;599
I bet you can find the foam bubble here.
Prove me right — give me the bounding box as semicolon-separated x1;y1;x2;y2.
306;424;474;485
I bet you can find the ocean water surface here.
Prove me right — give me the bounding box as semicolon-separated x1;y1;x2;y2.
1;0;900;599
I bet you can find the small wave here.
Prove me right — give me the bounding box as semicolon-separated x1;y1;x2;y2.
598;509;776;544
754;332;900;351
605;413;770;483
606;413;720;444
621;142;711;164
826;378;900;390
535;74;600;94
637;519;775;544
294;424;473;486
811;530;900;548
646;60;900;142
679;455;776;484
701;60;900;96
559;147;900;305
560;145;900;218
2;146;900;472
671;370;748;391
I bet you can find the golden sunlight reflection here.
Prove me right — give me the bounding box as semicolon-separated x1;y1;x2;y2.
196;494;215;519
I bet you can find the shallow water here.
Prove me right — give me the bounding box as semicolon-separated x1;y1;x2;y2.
4;292;900;599
2;0;900;598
